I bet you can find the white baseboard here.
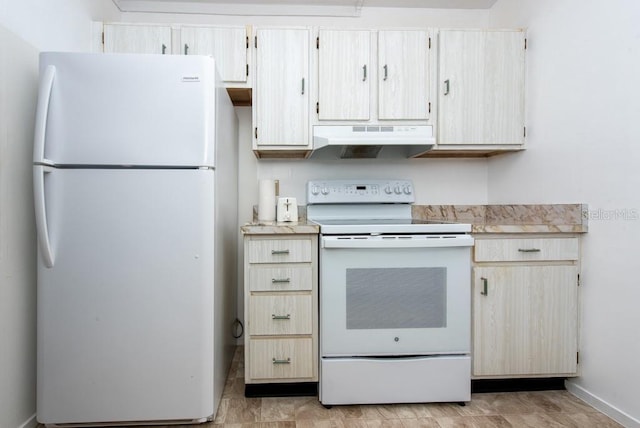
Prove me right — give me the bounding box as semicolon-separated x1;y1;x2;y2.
18;413;37;428
565;380;640;428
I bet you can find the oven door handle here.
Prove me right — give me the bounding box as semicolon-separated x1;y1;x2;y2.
322;236;474;249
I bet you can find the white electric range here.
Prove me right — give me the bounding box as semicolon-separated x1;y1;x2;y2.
307;179;474;406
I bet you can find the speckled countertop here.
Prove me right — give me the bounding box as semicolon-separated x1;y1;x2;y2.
412;204;588;234
240;221;319;235
242;204;588;234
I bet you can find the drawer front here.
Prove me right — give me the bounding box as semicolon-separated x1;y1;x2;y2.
248;238;312;264
249;265;313;292
475;238;579;262
249;295;313;335
249;338;314;380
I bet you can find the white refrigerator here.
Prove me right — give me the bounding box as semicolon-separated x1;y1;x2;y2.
33;52;238;425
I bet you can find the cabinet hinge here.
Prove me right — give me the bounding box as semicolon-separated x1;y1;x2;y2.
316;102;319;114
254;36;257;49
525;38;528;50
428;37;431;49
246;36;249;49
316;37;319;49
577;351;580;364
246;64;249;77
254;127;258;139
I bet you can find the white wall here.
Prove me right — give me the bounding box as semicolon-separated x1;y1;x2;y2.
487;0;640;425
0;3;119;428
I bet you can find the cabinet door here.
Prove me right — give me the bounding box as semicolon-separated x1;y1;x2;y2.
473;266;578;377
103;24;172;54
255;28;309;146
318;30;370;120
378;30;429;120
180;26;247;83
438;30;525;145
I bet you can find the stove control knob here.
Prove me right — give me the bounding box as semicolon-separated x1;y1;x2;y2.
403;185;412;195
321;187;329;195
394;185;402;195
384;185;393;194
311;185;320;195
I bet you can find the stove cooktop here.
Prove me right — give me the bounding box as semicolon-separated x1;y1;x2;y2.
310;218;471;235
306;179;471;235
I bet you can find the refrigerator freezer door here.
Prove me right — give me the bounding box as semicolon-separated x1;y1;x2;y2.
36;168;215;424
36;52;215;167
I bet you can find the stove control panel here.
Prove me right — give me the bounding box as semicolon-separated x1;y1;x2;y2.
307;179;415;204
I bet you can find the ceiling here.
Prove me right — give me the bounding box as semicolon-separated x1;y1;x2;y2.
111;0;498;16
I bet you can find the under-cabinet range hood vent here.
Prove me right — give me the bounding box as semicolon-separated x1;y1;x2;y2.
310;125;434;160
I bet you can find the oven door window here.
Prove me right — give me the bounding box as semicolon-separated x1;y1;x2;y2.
346;267;446;330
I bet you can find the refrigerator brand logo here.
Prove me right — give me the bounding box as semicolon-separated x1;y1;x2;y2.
182;76;200;83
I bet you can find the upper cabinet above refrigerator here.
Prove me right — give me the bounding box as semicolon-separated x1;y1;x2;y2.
103;23;173;55
101;23;252;105
180;26;249;84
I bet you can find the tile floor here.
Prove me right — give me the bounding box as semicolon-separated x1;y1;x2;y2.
213;347;623;427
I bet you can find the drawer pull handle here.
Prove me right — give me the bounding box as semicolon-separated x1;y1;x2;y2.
480;277;488;296
518;248;541;253
271;314;291;320
272;278;291;284
272;357;291;364
271;249;290;255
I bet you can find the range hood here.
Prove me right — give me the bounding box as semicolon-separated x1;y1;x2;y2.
310;125;434;159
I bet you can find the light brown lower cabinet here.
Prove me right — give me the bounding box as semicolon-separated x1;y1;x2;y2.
472;235;580;378
244;234;318;384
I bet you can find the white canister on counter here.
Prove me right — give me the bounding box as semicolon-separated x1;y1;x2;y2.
258;179;276;221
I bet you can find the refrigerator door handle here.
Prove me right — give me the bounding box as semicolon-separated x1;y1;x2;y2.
33;65;56;165
34;165;55;267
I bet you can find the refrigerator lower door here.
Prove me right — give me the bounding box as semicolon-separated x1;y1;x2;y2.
36;168;215;425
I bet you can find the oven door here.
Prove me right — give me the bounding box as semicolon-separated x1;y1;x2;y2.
320;235;473;357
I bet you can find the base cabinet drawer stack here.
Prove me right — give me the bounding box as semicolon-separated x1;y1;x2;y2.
244;235;318;384
472;235;580;378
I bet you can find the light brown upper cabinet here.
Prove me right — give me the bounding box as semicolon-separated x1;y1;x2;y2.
437;29;526;148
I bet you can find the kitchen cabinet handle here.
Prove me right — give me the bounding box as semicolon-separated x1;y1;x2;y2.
184;44;189;55
272;358;291;365
444;79;450;95
272;278;291;284
271;249;290;255
161;44;167;54
271;314;291;320
383;64;388;81
362;64;367;81
480;277;488;296
518;248;541;253
301;78;305;95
